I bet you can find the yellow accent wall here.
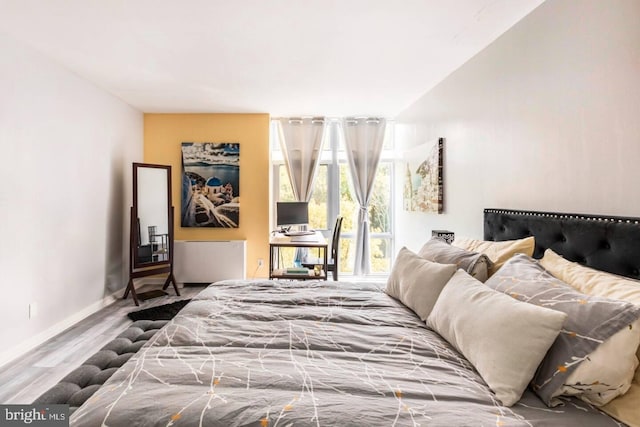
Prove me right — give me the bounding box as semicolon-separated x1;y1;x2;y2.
144;113;270;278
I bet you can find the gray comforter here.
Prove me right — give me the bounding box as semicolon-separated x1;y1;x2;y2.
70;280;623;426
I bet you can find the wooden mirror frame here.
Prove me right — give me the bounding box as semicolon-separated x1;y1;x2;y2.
132;163;172;269
123;162;179;305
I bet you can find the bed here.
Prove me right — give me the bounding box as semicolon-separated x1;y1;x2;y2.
70;209;640;426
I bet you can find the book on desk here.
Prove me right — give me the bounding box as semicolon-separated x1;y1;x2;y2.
285;267;311;274
272;267;324;277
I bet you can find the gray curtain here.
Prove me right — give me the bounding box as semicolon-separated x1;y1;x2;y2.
343;117;387;275
277;117;327;202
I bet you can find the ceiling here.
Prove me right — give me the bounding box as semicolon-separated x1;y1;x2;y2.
0;0;544;117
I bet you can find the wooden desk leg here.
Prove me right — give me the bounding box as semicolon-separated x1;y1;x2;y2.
269;245;274;279
324;247;329;281
123;278;140;306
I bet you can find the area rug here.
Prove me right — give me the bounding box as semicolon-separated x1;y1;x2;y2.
127;299;192;321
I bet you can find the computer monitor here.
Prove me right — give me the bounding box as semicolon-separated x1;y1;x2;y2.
276;202;309;228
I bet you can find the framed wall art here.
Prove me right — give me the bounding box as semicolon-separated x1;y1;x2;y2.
403;137;444;214
181;142;240;228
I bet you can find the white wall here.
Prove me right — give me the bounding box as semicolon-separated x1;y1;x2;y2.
394;0;640;253
0;33;143;365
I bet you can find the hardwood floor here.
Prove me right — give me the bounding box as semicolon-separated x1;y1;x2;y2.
0;284;206;404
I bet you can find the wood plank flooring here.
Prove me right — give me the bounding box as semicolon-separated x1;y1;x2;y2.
0;284;206;404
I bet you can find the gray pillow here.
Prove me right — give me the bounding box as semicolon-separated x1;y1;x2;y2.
418;238;493;282
427;269;567;407
385;247;457;320
485;254;640;406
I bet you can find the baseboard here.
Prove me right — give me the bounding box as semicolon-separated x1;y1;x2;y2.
0;289;123;369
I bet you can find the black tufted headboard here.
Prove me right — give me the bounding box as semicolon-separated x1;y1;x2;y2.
484;208;640;280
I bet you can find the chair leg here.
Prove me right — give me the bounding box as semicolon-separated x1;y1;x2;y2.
332;267;338;281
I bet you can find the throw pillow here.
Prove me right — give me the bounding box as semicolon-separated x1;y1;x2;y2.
485;254;640;406
426;269;567;407
385;247;457;320
452;236;535;276
418;238;493;282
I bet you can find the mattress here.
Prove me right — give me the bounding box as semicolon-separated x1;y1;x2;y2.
70;280;621;426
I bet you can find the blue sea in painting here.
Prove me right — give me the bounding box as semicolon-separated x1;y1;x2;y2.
188;164;240;195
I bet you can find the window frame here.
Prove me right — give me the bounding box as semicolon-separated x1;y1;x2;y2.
270;119;395;277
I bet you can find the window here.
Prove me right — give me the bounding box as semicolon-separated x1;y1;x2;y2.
276;164;329;231
271;120;395;276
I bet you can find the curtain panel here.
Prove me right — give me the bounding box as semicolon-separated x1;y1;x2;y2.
276;117;327;203
343;117;387;275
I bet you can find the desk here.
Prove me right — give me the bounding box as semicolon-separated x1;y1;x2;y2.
269;231;328;280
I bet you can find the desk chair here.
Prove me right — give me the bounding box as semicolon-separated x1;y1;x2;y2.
303;216;343;280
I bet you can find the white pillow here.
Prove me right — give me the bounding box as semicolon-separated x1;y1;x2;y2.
540;248;640;305
426;269;567;406
385;247;457;320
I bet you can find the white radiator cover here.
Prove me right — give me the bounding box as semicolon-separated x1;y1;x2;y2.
174;240;246;284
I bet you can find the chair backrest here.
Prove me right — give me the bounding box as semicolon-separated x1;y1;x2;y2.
331;216;343;262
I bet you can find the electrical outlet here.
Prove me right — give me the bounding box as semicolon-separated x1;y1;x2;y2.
257;258;264;268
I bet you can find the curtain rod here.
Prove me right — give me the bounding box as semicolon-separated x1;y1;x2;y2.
282;117;326;124
274;117;386;123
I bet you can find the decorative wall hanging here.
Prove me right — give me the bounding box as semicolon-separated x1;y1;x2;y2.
403;137;444;213
181;142;240;228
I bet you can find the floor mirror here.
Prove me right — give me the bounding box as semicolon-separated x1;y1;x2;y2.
123;162;180;305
